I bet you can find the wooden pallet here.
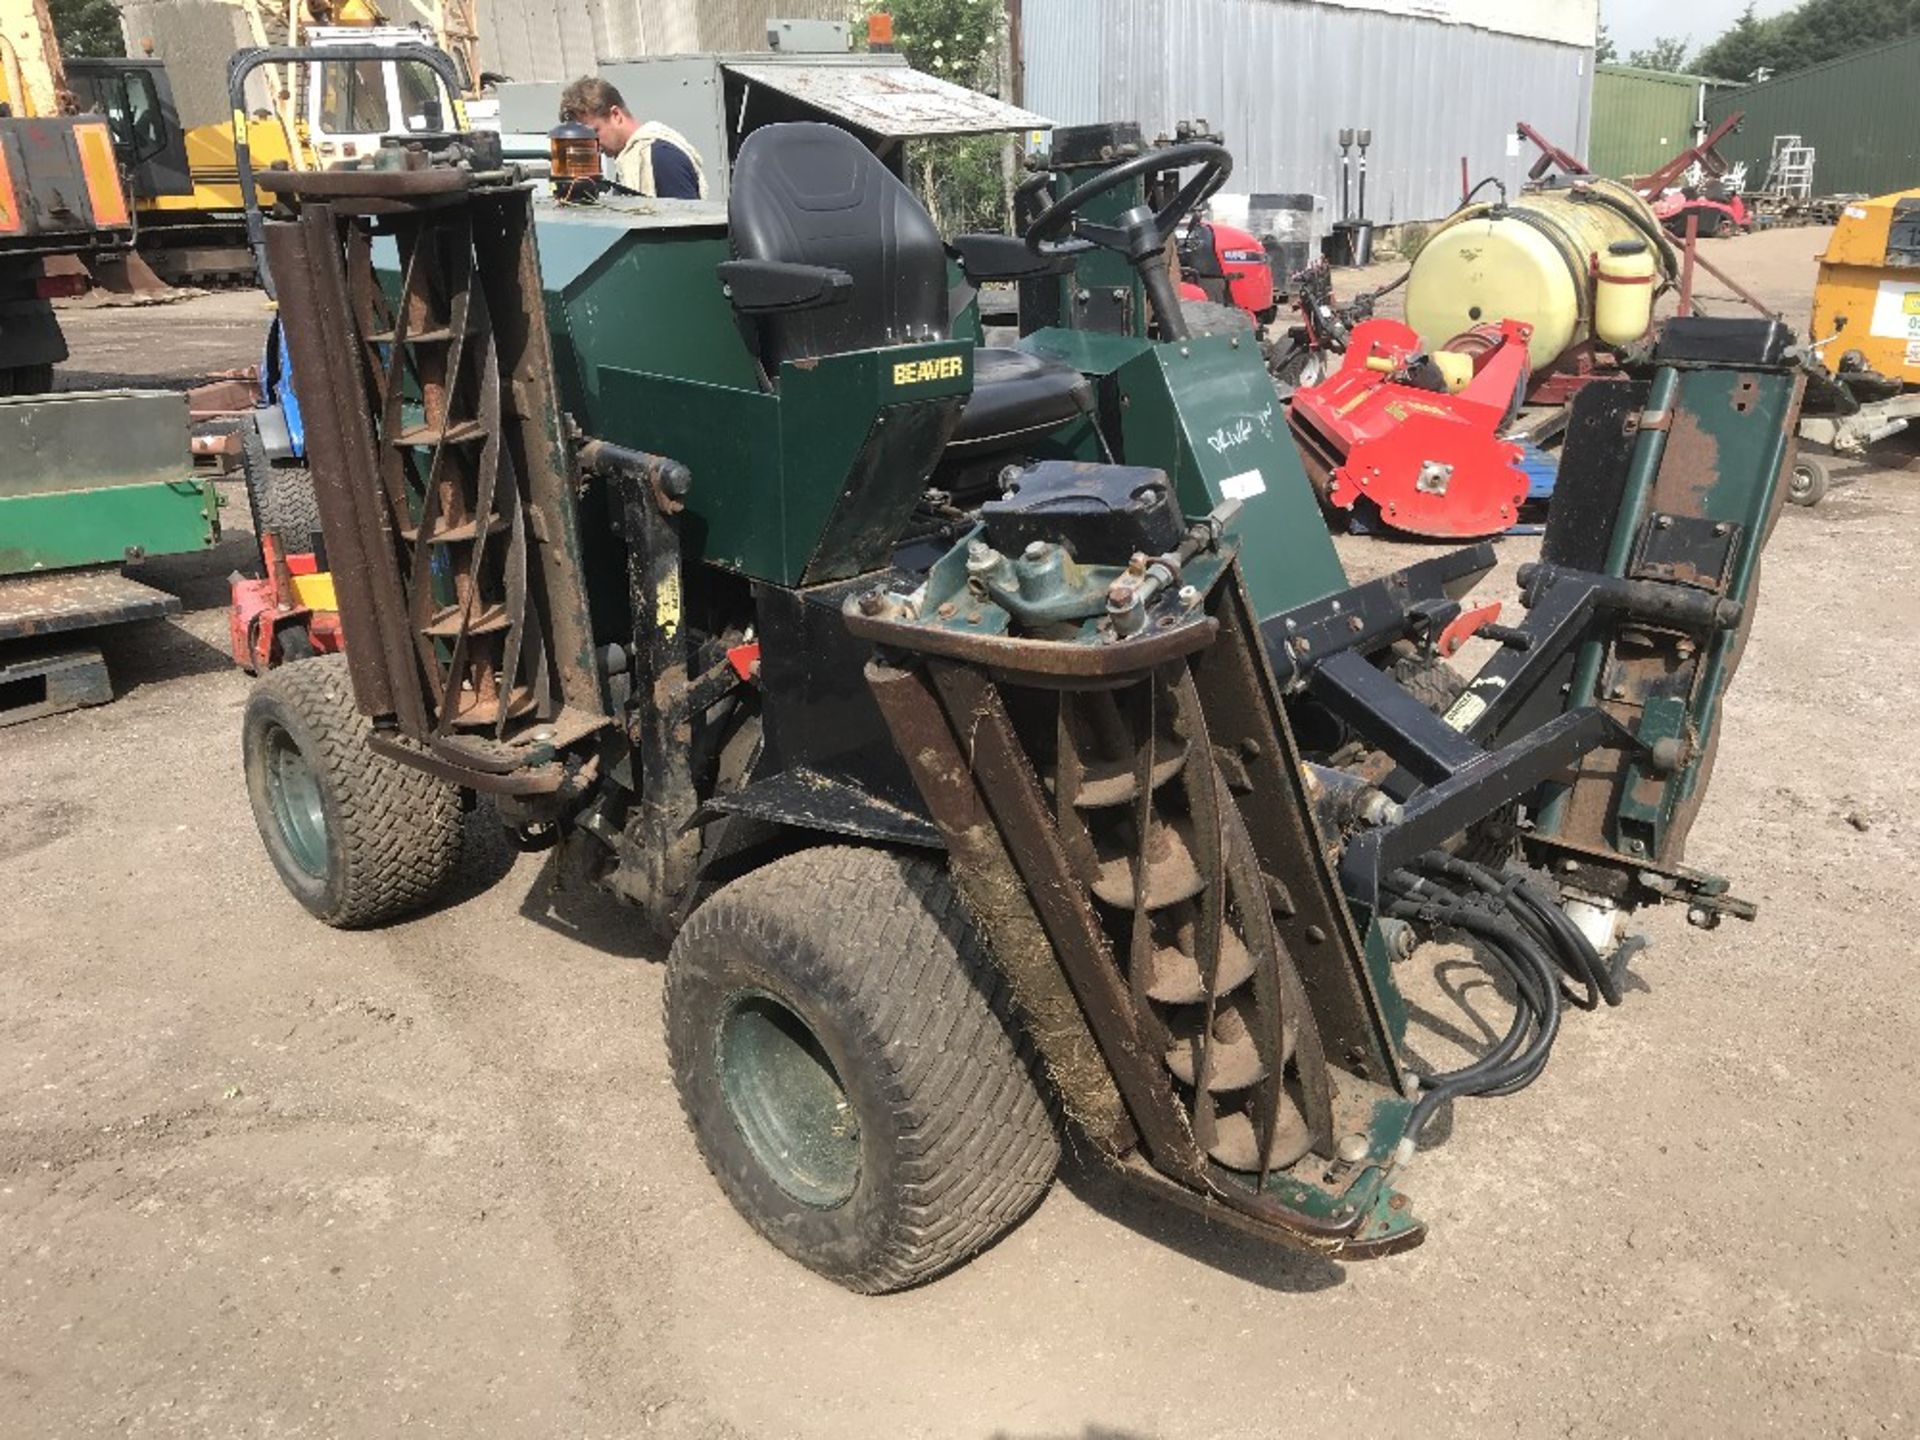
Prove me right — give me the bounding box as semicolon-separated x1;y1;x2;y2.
0;644;112;727
0;568;182;725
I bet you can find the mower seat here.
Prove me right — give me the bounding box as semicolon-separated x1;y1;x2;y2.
948;347;1092;450
728;122;1090;446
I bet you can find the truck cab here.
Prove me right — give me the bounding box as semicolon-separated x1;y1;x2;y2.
303;26;467;169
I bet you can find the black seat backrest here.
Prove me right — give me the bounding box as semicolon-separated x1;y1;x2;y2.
729;122;948;370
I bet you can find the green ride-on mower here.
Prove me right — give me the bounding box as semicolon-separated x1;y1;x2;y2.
238;117;1804;1291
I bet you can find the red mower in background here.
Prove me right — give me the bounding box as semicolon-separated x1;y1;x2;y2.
1652;182;1750;240
1287;317;1535;540
1176;219;1278;321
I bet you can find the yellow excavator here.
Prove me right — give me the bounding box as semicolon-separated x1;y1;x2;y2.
0;0;133;388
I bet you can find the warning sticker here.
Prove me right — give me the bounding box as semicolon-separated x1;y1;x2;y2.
1219;468;1266;500
1869;280;1920;340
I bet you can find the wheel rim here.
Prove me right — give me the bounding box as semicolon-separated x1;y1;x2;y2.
264;722;330;877
718;991;861;1208
1790;465;1814;499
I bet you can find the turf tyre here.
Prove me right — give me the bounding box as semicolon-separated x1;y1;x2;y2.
242;654;462;927
240;418;323;547
1391;650;1468;713
665;844;1059;1293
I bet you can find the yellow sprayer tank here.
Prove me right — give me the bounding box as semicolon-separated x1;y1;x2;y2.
1406;180;1673;373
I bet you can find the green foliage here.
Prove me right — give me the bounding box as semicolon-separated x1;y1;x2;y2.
1595;21;1617;63
854;0;1016;237
908;134;1012;236
867;0;1002;89
47;0;124;59
1691;3;1773;80
1626;35;1691;71
1691;0;1920;80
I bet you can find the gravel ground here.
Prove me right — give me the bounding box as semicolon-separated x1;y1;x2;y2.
4;230;1918;1439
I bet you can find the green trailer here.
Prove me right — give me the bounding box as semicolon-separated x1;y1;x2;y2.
0;389;220;723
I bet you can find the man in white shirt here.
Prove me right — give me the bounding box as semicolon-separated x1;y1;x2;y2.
558;76;708;200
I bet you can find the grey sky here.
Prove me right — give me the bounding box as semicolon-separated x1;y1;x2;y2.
1602;0;1799;57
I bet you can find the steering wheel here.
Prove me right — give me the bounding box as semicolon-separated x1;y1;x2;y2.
1023;141;1232;341
1026;141;1233;259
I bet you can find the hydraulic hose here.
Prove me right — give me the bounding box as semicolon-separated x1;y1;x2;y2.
1382;850;1625;1144
1421;854;1620;1009
1459;175;1508;210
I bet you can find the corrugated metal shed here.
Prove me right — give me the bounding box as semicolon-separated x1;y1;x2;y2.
473;0;850;84
1707;33;1920;199
1019;0;1594;224
1589;66;1729;181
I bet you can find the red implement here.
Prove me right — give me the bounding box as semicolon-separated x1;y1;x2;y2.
1287;317;1533;540
228;532;344;673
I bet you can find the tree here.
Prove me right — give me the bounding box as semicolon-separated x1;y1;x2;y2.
1595;20;1617;63
1691;0;1920;79
1691;3;1787;79
858;1;1014;235
1626;35;1690;70
869;0;1001;90
47;0;124;59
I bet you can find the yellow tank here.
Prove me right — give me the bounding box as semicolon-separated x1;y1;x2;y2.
1406;180;1672;373
1594;238;1657;347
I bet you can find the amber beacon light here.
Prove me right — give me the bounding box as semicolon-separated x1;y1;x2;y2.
548;121;602;191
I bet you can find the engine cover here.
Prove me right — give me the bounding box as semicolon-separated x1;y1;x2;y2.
981;460;1184;565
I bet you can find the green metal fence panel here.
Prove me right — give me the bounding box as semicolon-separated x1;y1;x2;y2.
1707;33;1920;199
1590;66;1721;181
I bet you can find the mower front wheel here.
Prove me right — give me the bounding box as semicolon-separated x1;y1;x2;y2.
242;654;463;927
664;845;1059;1293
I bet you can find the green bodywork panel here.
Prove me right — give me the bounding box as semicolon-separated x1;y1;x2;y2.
1023;328;1348;617
947;255;983;347
1542;364;1800;862
1030;168;1150;337
534;202;977;588
529;192;1346;615
597;340;972;586
540;223;760;408
0;479;218;576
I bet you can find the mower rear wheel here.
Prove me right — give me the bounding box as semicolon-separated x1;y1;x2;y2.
665;845;1059;1293
242;654;462;927
1787;455;1831;507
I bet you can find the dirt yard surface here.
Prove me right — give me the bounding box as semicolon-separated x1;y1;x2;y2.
5;232;1919;1439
